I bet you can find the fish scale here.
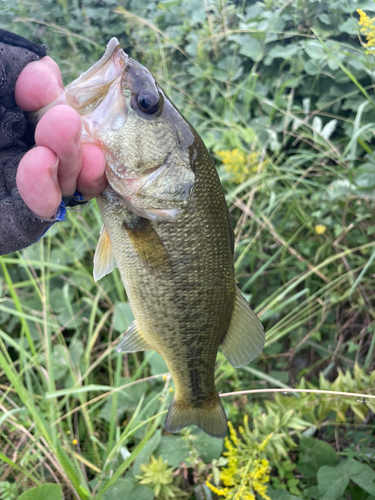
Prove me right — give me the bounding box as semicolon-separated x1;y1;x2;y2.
98;137;234;406
34;37;265;438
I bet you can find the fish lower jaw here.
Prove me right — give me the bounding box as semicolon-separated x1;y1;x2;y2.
104;183;185;222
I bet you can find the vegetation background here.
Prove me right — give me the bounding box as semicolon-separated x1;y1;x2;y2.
0;0;375;499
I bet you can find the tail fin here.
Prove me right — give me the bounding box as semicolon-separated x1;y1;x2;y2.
165;397;227;439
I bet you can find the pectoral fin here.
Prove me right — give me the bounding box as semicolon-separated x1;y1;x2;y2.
124;217;172;276
221;289;265;368
93;225;117;281
117;320;153;353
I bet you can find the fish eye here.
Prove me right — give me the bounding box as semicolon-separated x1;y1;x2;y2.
136;90;159;114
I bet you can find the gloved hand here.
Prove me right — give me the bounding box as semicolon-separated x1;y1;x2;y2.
0;29;55;255
0;29;107;255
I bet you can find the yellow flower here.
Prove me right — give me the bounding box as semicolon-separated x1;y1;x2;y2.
72;439;78;446
357;9;375;52
315;224;327;235
227;421;240;447
216;149;263;184
206;419;272;499
243;494;256;500
205;480;228;496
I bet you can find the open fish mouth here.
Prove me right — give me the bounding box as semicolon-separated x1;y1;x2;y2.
30;38;129;122
31;38;196;223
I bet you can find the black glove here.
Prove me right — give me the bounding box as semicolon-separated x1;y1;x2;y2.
0;29;60;255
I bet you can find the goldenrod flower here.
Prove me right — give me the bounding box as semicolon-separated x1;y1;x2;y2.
357;9;375;52
206;418;272;499
315;224;327;235
216;149;263;184
205;481;228;496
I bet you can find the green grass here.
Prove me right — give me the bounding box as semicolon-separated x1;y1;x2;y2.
1;0;375;499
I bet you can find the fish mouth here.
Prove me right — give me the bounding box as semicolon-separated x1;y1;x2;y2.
74;38;129;86
29;38;129;122
64;38;129;114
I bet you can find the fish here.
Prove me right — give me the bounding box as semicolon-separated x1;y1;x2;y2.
35;38;265;439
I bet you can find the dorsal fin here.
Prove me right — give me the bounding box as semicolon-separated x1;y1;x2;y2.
93;225;117;281
221;289;264;368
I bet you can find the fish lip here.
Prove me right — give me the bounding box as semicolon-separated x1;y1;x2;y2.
28;38;130;124
76;37;129;84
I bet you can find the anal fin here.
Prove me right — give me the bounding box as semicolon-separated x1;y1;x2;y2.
117;320;153;353
93;225;117;281
221;289;265;368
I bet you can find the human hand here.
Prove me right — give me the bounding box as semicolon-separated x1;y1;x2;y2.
15;56;108;219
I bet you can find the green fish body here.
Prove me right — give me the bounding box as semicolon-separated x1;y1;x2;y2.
35;39;265;438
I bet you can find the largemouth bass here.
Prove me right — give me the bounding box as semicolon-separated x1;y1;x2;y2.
36;39;264;438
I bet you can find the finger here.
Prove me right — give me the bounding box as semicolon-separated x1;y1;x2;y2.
77;144;108;199
16;146;61;219
35;105;83;197
15;56;64;112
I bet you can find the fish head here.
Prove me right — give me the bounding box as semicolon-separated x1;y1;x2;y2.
33;38;196;222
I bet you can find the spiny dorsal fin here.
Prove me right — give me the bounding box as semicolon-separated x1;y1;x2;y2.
221;288;264;368
93;225;117;281
117;320;153;353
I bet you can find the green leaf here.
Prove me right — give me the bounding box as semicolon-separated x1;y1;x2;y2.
321;119;338;140
49;287;74;313
98;378;147;422
18;484;62;500
268;488;301;500
298;437;337;478
154;436;190;467
340;459;375;495
355;163;375;189
147;351;168;375
304;40;326;59
317;465;349;500
0;482;18;500
69;338;84;367
102;478;153;500
327;179;356;201
131;485;154;500
238;37;262;61
102;478;134;500
113;302;134;333
268;44;300;60
51;345;69;380
192;429;223;463
269;371;289;384
133;429;162;475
